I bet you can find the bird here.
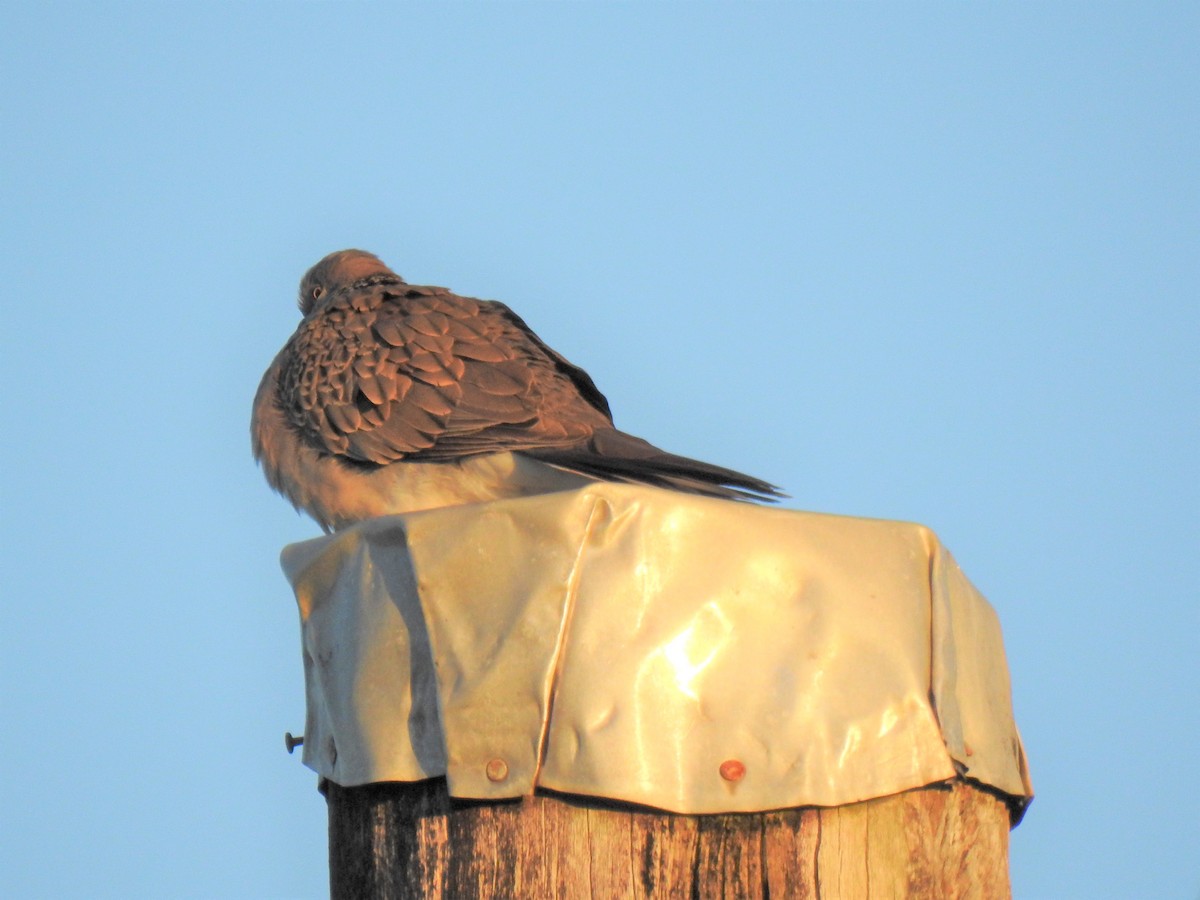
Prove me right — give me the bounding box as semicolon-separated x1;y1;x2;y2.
252;249;783;532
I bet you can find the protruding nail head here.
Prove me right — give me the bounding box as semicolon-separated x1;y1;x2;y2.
719;759;746;782
485;758;509;782
285;732;305;754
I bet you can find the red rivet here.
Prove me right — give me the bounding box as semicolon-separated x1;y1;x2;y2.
719;759;746;782
486;758;509;782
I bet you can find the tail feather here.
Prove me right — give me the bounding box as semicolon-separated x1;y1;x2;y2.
524;429;785;503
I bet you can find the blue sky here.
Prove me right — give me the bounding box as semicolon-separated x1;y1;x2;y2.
2;3;1196;897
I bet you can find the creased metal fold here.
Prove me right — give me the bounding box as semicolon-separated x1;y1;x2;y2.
281;483;1032;820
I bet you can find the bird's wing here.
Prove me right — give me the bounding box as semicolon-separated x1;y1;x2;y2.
276;278;614;464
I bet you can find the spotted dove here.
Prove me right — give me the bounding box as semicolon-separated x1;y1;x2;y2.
252;250;782;531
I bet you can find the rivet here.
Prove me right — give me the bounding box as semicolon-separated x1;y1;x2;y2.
285;732;304;754
486;758;509;782
719;759;746;782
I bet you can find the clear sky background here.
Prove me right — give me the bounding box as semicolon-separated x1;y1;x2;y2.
2;3;1196;898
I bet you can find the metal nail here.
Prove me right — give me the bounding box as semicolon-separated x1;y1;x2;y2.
285;732;305;754
719;759;746;782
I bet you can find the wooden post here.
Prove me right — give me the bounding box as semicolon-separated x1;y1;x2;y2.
283;490;1032;897
324;776;1014;899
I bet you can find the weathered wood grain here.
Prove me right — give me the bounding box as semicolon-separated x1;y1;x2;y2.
324;778;1012;898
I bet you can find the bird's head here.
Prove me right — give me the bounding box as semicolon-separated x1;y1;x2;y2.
298;249;397;315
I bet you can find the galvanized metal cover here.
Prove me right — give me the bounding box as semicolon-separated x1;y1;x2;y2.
281;483;1032;816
